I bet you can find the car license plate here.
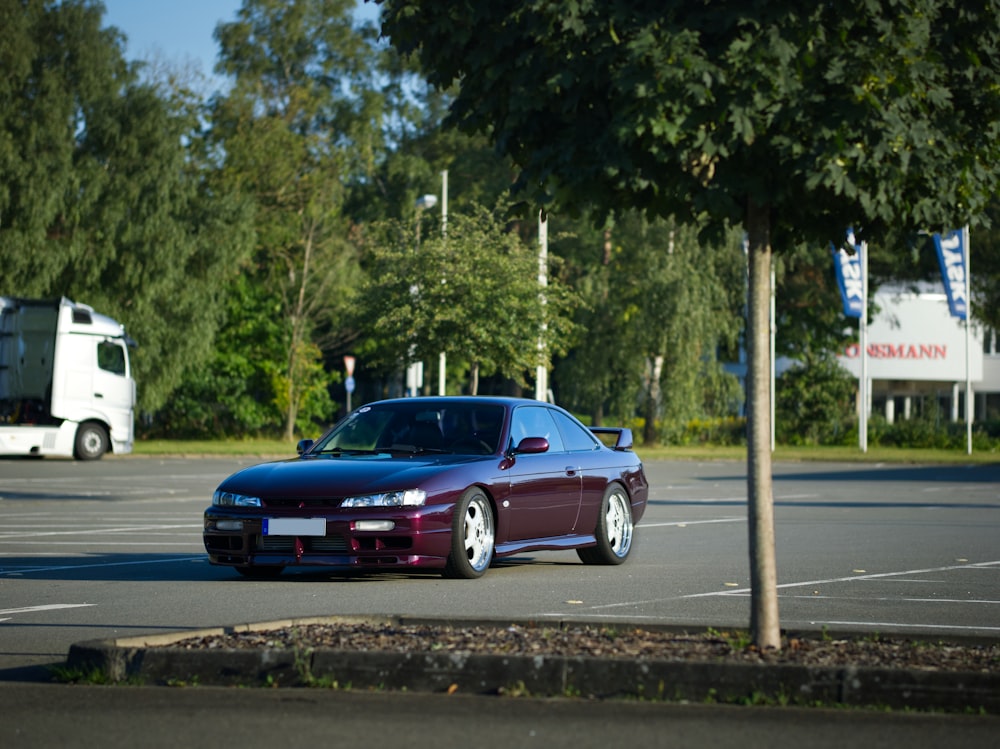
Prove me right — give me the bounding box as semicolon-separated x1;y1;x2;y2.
263;518;326;536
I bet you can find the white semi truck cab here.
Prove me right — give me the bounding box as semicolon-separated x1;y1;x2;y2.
0;297;136;460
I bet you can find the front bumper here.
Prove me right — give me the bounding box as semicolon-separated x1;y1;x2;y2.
203;505;454;571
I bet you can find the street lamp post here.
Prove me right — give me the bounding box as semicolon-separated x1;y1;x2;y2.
409;194;438;396
536;211;548;402
411;172;449;397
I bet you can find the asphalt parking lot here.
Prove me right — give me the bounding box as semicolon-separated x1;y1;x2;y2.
2;456;998;747
1;456;997;669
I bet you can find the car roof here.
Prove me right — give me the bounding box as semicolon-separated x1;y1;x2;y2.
364;396;548;408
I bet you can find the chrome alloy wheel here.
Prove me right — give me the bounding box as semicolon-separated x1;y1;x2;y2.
463;494;495;573
605;489;633;557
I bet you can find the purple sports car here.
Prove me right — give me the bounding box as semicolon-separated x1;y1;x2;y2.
204;396;648;579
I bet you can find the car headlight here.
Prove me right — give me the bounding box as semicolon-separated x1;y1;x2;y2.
341;489;426;508
213;490;262;507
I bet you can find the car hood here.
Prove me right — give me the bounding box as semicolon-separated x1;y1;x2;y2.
217;454;484;499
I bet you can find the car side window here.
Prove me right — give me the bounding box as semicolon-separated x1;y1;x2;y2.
510;406;565;452
551;410;601;452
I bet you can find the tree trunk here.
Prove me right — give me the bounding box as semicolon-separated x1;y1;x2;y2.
283;220;316;443
284;386;298;442
644;354;663;445
745;199;781;650
470;361;480;395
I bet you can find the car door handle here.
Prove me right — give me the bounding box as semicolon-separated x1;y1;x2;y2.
565;466;580;476
94;393;104;399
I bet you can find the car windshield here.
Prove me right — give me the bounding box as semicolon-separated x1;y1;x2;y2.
312;402;505;456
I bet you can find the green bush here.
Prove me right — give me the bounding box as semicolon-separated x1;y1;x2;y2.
867;413;999;451
775;358;856;446
659;416;747;446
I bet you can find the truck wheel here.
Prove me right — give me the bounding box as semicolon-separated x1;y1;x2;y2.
74;423;109;460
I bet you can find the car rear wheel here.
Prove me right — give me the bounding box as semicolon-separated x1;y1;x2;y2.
577;483;633;565
443;488;495;579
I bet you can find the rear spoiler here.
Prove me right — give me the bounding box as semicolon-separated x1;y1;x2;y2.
589;427;634;451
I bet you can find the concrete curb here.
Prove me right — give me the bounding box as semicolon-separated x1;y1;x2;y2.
66;616;999;712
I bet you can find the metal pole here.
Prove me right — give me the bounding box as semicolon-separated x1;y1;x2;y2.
536;211;548;401
964;225;972;455
439;170;448;396
860;241;868;453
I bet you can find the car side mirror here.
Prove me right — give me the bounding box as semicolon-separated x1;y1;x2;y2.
513;437;549;454
297;439;314;455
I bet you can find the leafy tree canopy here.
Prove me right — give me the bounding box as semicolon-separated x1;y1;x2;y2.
0;0;252;411
381;1;1000;244
359;202;577;393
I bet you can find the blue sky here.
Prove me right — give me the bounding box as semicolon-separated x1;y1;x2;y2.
102;0;244;81
101;1;379;85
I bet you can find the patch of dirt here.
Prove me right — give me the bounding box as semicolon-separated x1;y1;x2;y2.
169;622;1000;673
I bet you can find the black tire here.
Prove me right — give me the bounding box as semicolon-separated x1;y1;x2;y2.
74;422;109;461
577;483;634;565
443;488;495;579
235;565;284;579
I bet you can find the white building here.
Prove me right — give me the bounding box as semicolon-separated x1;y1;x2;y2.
837;284;1000;422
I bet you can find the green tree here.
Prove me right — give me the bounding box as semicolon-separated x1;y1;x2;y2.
0;0;251;412
381;0;1000;648
361;203;576;394
554;212;743;439
971;203;1000;334
152;275;285;436
550;217;631;426
771;242;861;447
775;243;856;367
776;358;857;445
211;0;385;439
0;0;125;290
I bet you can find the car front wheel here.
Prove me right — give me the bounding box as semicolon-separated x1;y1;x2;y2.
577;483;634;565
443;488;495;579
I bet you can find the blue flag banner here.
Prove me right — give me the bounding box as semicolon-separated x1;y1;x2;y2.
933;230;968;320
831;241;864;318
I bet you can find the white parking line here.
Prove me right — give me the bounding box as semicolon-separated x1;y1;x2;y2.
682;560;1000;598
0;603;96;616
800;620;1000;634
0;524;202;539
646;493;819;503
0;556;206;576
533;560;1000;618
0;541;203;547
784;595;1000;605
640;517;745;528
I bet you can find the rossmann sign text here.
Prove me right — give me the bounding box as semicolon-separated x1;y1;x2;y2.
843;343;947;360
